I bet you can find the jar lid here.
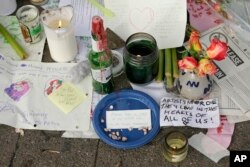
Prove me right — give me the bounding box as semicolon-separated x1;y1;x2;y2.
111;50;123;77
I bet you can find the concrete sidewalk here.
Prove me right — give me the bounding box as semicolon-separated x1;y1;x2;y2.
1;121;250;167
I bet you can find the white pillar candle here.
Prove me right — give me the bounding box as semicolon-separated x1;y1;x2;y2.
41;6;77;62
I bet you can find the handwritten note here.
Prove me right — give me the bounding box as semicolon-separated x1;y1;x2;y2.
106;109;151;129
48;83;87;114
160;97;220;128
0;54;92;131
104;0;187;49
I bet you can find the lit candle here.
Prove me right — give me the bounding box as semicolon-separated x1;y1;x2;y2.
162;131;188;163
40;5;77;62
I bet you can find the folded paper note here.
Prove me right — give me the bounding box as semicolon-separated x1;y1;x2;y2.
189;132;230;163
48;83;87;114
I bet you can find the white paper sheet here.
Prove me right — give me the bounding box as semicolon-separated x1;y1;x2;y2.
0;53;92;131
59;0;103;36
106;109;151;129
103;0;187;49
160;97;220;128
189;132;230;163
0;16;46;61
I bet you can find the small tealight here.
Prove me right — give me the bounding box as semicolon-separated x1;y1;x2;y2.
162;131;188;163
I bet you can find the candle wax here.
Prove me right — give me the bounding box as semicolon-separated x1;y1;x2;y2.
168;139;186;149
48;19;69;29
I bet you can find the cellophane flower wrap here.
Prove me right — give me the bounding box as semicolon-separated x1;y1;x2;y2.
178;31;228;77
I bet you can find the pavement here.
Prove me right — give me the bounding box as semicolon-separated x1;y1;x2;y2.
1;121;250;167
1;1;249;167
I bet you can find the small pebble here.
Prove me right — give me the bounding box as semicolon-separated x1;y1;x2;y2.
111;134;118;140
112;131;116;135
116;131;120;136
109;134;112;138
109;105;114;110
122;136;128;141
101;118;105;123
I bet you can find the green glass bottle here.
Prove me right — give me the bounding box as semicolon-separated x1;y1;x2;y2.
88;16;113;94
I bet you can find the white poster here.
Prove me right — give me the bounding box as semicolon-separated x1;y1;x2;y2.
0;53;92;131
104;0;187;49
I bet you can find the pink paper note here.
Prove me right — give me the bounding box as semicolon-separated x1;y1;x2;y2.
187;0;223;32
207;115;235;148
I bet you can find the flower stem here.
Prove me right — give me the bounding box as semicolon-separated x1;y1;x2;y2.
155;49;164;82
0;23;27;59
165;48;173;89
165;48;172;77
172;48;179;79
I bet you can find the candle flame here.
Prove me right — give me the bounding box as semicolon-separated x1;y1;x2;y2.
58;20;62;28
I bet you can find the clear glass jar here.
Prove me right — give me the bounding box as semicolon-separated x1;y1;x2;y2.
162;131;188;163
123;32;159;84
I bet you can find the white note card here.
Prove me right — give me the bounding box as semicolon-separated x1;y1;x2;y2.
106;109;151;129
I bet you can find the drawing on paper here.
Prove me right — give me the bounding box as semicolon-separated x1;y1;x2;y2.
129;7;154;31
45;79;63;95
4;80;31;101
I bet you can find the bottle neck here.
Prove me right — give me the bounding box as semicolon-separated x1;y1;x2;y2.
91;38;106;52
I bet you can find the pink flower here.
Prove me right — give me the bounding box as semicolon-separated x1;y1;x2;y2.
197;59;217;77
206;38;228;61
178;57;198;71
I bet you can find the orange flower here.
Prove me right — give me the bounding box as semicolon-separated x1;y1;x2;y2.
188;31;202;53
197;59;217;77
206;38;228;61
213;3;221;12
178;57;198;71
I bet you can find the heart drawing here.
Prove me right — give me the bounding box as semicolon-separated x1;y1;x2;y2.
129;7;154;31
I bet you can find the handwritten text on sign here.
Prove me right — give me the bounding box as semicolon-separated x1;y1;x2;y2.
160;97;220;128
106;109;151;129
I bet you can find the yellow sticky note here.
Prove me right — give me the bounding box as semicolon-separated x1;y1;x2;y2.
48;83;86;114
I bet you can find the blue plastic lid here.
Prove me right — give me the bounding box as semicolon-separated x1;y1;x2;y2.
93;89;160;149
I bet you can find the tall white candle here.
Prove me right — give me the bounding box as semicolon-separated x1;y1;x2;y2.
41;6;77;62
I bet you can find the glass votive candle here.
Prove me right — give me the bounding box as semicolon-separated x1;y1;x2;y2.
162;131;188;163
123;32;159;84
16;5;42;44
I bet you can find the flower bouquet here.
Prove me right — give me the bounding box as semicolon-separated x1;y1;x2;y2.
176;30;228;99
